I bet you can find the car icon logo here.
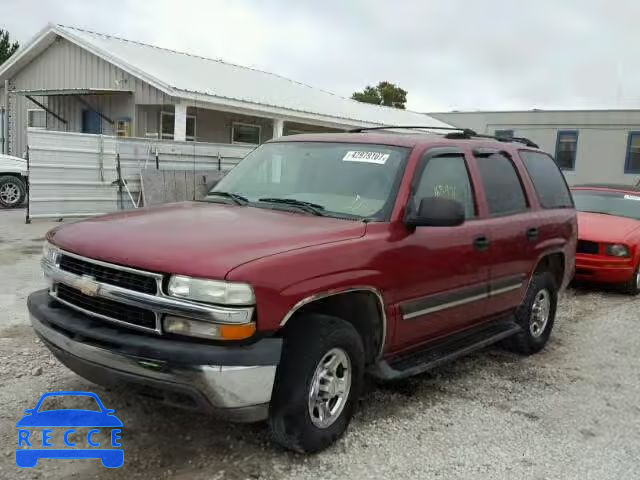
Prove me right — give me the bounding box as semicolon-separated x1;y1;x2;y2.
15;391;123;468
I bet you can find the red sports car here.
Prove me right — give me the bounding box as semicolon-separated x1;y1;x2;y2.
572;184;640;294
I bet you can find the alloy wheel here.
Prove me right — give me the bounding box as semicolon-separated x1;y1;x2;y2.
308;348;352;428
530;289;551;338
0;182;20;205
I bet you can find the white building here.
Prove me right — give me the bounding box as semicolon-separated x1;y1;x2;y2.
430;110;640;186
0;23;450;157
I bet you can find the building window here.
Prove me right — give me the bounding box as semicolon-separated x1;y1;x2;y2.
232;122;261;144
160;111;196;141
186;116;196;141
625;132;640;174
494;129;514;140
116;118;131;137
28;109;46;129
554;130;578;170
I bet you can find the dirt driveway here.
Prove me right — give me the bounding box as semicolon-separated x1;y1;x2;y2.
0;208;639;480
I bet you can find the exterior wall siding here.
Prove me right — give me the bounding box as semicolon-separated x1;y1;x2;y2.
431;111;640;186
283;121;340;135
191;108;274;144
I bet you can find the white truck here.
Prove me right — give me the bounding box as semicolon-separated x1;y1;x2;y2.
0;154;27;208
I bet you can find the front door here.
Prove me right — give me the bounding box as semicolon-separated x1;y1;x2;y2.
391;148;492;352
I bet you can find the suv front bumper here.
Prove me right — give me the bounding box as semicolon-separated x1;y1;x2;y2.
28;289;282;423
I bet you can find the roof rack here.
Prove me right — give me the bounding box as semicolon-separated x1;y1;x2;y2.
459;133;540;148
348;125;540;149
348;126;478;136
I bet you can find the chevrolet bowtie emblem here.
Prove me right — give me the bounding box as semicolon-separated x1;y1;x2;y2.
77;275;100;297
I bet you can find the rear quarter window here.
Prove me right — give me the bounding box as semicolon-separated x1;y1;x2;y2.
519;150;574;209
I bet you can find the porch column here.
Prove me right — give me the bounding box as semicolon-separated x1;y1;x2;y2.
272;118;284;139
174;103;187;141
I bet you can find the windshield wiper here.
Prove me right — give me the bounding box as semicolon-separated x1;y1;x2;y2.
257;197;327;216
205;191;249;205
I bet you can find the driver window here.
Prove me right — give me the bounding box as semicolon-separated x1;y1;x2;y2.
412;154;476;218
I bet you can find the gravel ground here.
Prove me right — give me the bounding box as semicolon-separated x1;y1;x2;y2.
0;208;639;479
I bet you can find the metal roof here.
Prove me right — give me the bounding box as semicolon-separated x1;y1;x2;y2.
0;24;452;129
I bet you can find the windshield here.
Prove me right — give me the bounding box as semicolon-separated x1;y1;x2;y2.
572;189;640;221
208;142;410;220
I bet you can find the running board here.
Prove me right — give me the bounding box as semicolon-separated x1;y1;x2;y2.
369;320;522;381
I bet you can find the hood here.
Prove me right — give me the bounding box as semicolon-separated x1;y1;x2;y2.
577;211;640;243
0;154;27;174
49;202;366;278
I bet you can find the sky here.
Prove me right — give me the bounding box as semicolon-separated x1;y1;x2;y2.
2;0;639;112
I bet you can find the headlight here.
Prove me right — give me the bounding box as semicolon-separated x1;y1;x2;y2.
605;244;630;257
42;241;60;265
167;275;255;305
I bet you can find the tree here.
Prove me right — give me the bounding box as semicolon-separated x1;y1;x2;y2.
351;81;408;109
0;29;19;66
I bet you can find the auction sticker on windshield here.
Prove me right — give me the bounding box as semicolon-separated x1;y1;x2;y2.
15;391;123;469
343;151;390;164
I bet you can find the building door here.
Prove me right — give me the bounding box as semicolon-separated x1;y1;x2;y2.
82;110;102;134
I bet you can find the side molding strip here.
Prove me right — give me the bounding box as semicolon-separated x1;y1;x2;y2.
402;275;526;321
403;291;489;320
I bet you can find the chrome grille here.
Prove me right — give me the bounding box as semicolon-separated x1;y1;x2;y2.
56;284;157;331
59;254;158;294
44;249;254;334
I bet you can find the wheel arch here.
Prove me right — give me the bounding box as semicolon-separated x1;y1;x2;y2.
0;171;27;179
532;250;566;288
279;287;386;365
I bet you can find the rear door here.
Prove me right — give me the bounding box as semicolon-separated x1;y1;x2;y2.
392;147;493;352
472;149;539;317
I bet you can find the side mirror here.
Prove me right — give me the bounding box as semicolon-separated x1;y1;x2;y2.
405;196;465;228
24;409;34;415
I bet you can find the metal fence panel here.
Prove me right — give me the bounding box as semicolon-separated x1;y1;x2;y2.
27;130;253;221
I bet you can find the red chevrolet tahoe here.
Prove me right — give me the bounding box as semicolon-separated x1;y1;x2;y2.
29;128;577;453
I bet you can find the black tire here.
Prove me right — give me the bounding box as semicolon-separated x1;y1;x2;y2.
0;175;26;208
504;271;558;355
621;263;640;295
269;314;364;453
